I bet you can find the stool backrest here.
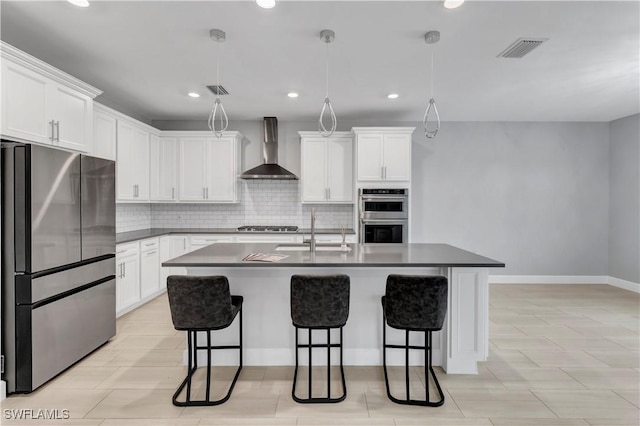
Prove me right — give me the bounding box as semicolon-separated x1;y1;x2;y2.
291;274;350;328
167;275;234;330
384;275;448;331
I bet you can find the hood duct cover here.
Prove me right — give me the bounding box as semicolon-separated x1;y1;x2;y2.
240;117;298;180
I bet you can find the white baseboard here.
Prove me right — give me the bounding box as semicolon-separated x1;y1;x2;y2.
608;276;640;293
489;275;639;293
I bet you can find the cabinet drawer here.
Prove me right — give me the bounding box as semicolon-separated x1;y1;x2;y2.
190;235;234;246
116;242;139;257
140;237;159;252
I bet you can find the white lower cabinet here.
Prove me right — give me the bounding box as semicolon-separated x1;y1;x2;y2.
115;242;140;314
139;238;160;299
160;235;190;289
190;234;234;250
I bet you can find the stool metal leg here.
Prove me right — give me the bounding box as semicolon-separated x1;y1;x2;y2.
172;307;243;407
292;326;347;404
382;314;445;407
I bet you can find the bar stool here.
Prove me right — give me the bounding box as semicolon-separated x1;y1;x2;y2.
166;275;243;407
290;274;350;403
381;274;448;406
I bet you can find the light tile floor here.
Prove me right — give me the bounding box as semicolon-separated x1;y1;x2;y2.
1;284;639;425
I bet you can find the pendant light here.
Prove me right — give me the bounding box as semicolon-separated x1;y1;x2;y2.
208;29;229;138
318;29;337;137
423;30;441;139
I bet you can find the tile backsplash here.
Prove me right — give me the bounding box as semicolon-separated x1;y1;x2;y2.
117;180;354;232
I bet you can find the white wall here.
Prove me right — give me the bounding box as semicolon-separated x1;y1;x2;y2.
410;121;610;277
609;114;640;283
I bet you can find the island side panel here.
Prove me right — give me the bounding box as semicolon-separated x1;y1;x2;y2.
183;266;448;368
442;267;489;374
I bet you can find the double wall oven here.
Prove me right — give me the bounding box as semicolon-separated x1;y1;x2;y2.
359;188;408;243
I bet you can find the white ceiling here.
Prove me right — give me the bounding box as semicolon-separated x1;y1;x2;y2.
1;1;638;123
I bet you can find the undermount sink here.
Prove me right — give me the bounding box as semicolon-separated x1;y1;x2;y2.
275;243;352;252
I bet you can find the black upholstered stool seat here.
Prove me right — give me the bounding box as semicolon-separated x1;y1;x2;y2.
381;274;448;407
290;274;350;403
167;275;243;407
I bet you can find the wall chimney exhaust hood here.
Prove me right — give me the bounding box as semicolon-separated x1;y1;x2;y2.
240;117;298;180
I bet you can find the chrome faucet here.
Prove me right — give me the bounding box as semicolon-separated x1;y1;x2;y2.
309;208;316;252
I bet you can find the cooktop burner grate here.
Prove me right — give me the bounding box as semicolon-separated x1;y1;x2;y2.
237;225;299;232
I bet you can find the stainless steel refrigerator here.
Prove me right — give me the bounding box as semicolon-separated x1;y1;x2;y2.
1;142;116;394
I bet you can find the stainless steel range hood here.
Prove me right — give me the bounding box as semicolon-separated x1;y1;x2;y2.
240;117;298;180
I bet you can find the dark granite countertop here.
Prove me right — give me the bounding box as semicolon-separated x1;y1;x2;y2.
116;228;356;245
162;243;505;268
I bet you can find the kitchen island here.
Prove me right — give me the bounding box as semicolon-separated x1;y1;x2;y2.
163;243;504;374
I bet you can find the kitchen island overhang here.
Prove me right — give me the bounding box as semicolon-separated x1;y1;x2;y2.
163;243;504;374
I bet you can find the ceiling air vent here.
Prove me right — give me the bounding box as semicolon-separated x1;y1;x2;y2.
497;38;548;58
207;85;229;95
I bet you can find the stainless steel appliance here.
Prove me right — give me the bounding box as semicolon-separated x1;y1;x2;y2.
1;142;116;394
359;188;408;243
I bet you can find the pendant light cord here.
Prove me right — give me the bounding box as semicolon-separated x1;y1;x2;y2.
430;49;434;98
326;42;330;98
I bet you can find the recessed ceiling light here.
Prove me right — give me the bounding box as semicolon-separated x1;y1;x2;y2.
67;0;89;7
256;0;276;9
444;0;464;9
188;92;200;98
287;92;299;98
387;93;399;99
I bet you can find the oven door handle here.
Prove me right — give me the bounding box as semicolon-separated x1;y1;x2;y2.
360;196;407;201
361;219;408;224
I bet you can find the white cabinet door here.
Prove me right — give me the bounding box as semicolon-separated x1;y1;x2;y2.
150;136;177;201
301;137;327;202
206;137;235;201
92;109;117;160
132;128;150;200
356;134;384;181
116;121;149;201
383;134;411;181
49;83;92;152
1;60;51;144
326;137;353;202
116;254;140;313
179;138;207;201
140;248;160;299
116;121;136;200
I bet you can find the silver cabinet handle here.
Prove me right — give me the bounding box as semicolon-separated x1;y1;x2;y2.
172;187;175;199
206;187;209;199
55;121;60;142
203;187;206;199
49;120;56;142
144;250;157;255
123;261;126;277
328;187;331;199
183;239;186;250
381;166;384;179
383;166;387;179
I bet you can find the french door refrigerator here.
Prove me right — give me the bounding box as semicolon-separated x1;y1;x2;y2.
1;142;116;394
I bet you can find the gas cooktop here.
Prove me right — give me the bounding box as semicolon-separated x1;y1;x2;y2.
237;226;299;232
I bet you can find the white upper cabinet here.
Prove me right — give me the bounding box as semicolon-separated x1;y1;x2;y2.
0;41;100;152
173;131;242;203
150;136;178;202
116;120;150;201
353;127;414;182
299;132;353;203
92;106;117;161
